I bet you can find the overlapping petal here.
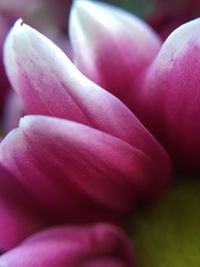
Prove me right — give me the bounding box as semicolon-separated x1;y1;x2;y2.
131;18;200;171
3;19;170;180
69;0;162;104
0;115;168;223
0;163;47;251
0;224;135;267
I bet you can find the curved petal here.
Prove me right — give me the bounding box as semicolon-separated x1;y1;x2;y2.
0;115;169;222
3;19;170;175
0;224;135;267
131;18;200;171
0;163;47;251
69;0;161;104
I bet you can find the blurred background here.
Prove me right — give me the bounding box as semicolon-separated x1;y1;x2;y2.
1;0;200;39
1;0;200;129
107;0;200;38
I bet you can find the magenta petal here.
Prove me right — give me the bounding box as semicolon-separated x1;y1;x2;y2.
0;115;168;221
0;163;47;251
69;0;162;104
132;18;200;171
81;259;127;267
0;224;135;267
3;19;170;178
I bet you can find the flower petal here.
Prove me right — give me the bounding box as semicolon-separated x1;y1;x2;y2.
69;0;161;105
131;18;200;171
0;115;169;221
0;163;47;251
3;19;170;176
0;224;135;267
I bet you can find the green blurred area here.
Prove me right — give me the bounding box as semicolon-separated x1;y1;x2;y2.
106;0;156;17
105;0;184;16
129;178;200;267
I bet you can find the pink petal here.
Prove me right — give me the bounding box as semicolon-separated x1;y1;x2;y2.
0;163;47;251
0;115;168;222
81;259;127;267
69;0;162;105
0;224;135;267
3;19;170;178
131;18;200;171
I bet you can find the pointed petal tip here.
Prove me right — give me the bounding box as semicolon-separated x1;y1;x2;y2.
3;19;34;80
70;0;101;32
5;19;30;40
13;18;24;27
19;115;29;128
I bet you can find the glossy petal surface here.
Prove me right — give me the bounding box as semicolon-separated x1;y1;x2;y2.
3;20;170;179
132;19;200;171
0;115;168;221
0;224;135;267
69;0;161;104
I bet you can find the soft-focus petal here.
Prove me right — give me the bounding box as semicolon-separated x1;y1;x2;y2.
0;16;9;114
0;224;135;267
81;259;127;267
2;89;23;133
69;0;161;104
0;163;47;251
0;115;168;221
3;19;170;178
131;18;200;171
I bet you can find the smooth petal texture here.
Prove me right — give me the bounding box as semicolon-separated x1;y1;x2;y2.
131;18;200;171
0;115;168;222
69;0;162;105
0;163;47;251
0;224;135;267
3;19;170;179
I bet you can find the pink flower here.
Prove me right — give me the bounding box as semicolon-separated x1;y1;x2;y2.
0;162;48;251
1;1;171;249
59;0;200;172
0;224;135;267
0;0;72;126
130;19;200;172
69;0;162;105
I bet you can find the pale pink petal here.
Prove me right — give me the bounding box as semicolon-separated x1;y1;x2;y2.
3;19;170;177
69;0;161;105
131;18;200;171
0;115;169;222
0;163;47;251
0;224;135;267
